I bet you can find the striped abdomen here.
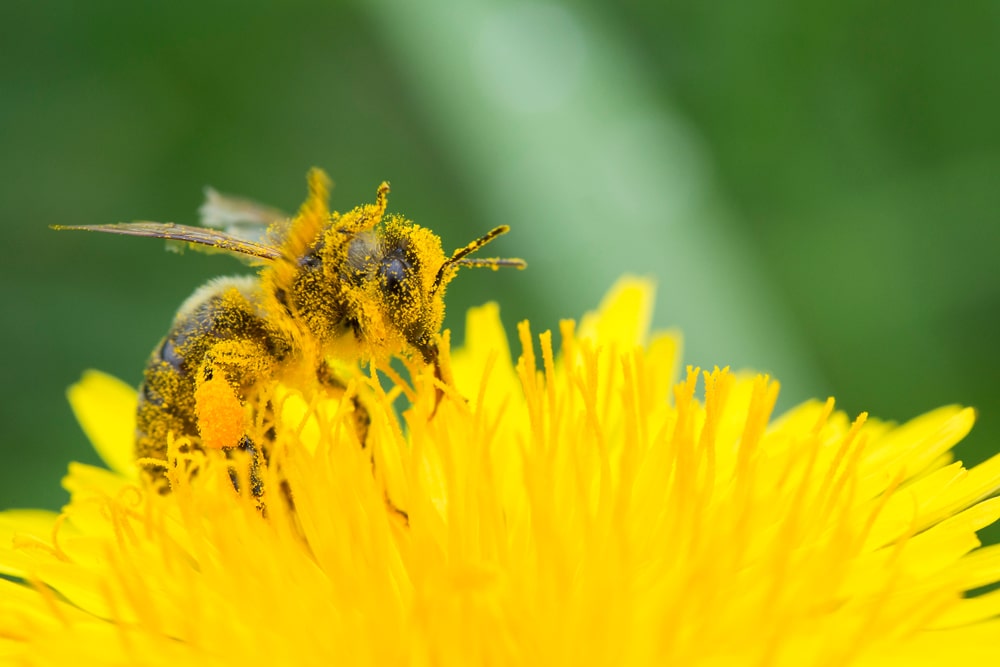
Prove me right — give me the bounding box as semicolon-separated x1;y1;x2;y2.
134;276;292;490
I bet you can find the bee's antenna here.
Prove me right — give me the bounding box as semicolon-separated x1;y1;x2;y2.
432;225;526;295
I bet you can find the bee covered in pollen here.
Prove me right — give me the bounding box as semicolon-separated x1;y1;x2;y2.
55;169;525;495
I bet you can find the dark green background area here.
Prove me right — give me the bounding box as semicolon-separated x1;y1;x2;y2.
1;2;997;543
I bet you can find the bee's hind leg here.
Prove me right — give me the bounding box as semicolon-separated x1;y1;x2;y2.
226;435;265;499
194;358;272;506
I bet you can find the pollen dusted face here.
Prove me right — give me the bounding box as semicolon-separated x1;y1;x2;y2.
344;216;449;363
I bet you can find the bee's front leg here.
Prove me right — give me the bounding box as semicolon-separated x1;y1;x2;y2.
315;359;371;448
316;359;407;523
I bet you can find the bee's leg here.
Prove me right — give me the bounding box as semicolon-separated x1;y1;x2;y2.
226;435;264;499
420;341;450;416
222;397;288;516
251;398;296;516
315;360;407;523
315;360;371;448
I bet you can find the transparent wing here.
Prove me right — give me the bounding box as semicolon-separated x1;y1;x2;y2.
198;187;290;245
52;222;281;263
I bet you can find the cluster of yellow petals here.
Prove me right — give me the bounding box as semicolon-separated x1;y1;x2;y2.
3;277;1000;665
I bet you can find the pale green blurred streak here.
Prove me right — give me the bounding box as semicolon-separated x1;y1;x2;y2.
363;1;824;396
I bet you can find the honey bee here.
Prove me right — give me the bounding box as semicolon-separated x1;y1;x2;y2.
55;168;525;495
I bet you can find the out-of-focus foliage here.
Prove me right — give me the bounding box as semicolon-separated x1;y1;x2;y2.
1;1;996;549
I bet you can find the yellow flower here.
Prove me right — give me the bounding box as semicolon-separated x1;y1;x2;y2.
3;277;1000;665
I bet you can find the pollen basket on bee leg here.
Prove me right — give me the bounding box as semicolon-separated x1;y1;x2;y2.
195;373;246;450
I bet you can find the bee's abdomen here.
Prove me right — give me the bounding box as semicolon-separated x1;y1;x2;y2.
135;320;205;467
134;277;291;489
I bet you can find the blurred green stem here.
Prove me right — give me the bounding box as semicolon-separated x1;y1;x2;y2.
364;0;823;399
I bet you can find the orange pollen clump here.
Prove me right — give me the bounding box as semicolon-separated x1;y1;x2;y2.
194;374;245;450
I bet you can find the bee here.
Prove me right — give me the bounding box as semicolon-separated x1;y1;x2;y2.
55;168;525;495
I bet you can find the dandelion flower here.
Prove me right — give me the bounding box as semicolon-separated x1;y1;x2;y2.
2;277;1000;665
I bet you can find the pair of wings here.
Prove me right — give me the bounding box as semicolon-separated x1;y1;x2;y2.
54;188;293;264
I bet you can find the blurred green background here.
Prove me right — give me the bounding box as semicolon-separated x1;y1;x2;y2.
1;1;997;543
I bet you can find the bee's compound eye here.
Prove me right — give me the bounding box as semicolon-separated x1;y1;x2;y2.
298;251;322;269
379;256;409;293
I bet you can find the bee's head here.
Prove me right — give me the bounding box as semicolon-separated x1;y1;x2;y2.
343;216;524;364
364;218;447;363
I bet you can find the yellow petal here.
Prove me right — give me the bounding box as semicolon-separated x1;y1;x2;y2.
0;275;997;665
577;275;654;347
0;510;60;577
450;301;518;412
66;370;139;479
